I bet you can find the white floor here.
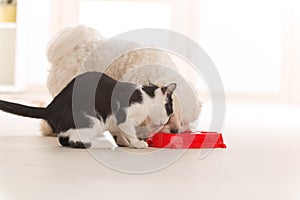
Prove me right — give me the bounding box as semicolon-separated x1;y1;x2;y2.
0;92;300;200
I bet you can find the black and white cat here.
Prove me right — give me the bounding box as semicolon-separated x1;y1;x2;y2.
0;72;176;149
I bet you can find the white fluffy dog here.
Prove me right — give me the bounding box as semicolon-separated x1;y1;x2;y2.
42;25;201;142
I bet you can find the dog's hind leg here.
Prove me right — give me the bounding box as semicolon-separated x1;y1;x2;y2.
40;120;55;136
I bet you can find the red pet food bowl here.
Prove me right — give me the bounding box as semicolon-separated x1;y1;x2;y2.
147;131;226;149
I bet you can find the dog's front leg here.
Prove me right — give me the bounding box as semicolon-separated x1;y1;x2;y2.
118;119;148;149
108;125;130;147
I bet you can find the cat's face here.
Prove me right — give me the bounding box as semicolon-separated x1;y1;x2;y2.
148;83;176;127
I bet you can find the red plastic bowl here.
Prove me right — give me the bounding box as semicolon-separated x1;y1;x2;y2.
146;131;226;149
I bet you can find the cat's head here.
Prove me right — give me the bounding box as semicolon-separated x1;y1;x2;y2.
142;83;177;128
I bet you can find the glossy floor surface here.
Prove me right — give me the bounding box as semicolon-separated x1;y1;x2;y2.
0;91;299;200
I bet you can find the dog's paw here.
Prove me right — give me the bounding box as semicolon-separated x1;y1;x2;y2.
130;140;148;149
116;136;130;147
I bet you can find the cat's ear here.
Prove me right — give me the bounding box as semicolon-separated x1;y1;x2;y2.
162;83;177;95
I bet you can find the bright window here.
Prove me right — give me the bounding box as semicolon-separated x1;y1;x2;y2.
79;1;171;38
198;0;284;94
52;0;299;101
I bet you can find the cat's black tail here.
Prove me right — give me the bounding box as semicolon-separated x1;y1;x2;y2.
0;100;47;119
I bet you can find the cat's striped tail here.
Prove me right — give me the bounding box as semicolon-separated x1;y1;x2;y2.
0;100;47;119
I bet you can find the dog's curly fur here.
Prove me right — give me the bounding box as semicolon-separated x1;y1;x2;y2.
43;25;202;137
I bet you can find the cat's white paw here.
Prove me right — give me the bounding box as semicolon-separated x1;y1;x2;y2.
91;139;117;149
130;140;149;149
91;132;118;149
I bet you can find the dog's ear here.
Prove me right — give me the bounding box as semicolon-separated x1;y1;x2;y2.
161;83;176;95
148;81;157;87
